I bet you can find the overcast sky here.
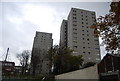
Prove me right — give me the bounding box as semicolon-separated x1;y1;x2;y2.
0;2;110;65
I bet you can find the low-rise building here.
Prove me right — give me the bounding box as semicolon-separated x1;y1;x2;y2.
0;61;22;77
1;61;15;77
14;66;22;75
98;53;120;80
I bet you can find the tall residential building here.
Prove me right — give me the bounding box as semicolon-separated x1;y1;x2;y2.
60;8;101;63
60;20;68;47
31;31;53;75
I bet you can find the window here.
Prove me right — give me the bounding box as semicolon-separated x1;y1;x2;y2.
82;18;83;20
73;10;76;12
96;58;100;60
86;19;88;21
9;63;12;66
73;32;77;34
73;51;78;54
93;19;96;22
86;23;88;24
95;39;98;41
95;48;99;50
81;15;83;17
95;43;99;45
82;30;84;31
88;58;91;59
65;27;67;30
82;34;84;36
74;36;77;38
83;38;85;40
74;46;77;48
73;24;77;26
74;37;77;40
73;21;77;23
91;13;95;15
73;28;77;30
73;13;76;15
73;17;76;19
97;54;100;55
83;52;85;54
87;38;89;41
87;34;89;36
83;47;85;49
82;22;84;24
73;41;77;43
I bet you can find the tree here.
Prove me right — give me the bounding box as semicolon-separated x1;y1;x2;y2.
91;2;120;54
62;54;83;72
47;45;60;74
17;50;31;75
48;45;84;75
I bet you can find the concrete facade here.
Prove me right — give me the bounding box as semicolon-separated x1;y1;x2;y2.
60;20;68;47
55;65;99;79
60;8;101;63
31;31;53;75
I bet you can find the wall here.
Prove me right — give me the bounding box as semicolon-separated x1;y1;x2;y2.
55;65;99;79
1;79;41;81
